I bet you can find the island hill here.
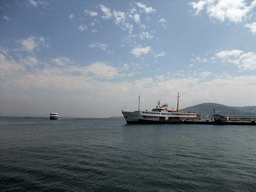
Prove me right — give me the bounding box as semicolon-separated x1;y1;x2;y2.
180;103;256;120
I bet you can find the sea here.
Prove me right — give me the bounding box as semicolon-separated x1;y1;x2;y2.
1;117;256;192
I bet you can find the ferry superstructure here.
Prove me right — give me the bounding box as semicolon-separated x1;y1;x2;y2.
49;112;58;120
122;93;201;124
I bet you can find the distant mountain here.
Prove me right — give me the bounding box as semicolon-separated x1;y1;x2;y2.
180;103;256;120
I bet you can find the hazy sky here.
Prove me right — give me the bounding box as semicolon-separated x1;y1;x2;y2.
1;0;256;117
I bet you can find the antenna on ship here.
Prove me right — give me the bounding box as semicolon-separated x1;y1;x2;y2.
176;92;180;112
138;95;140;111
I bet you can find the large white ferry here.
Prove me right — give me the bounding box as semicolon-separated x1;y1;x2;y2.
122;93;201;124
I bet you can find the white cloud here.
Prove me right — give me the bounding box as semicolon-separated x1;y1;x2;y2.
84;9;98;17
190;0;256;23
216;50;256;70
134;13;140;23
29;0;38;7
52;57;74;67
154;52;166;58
2;50;256;117
20;37;37;51
89;43;108;50
137;2;156;13
126;23;133;34
29;0;48;7
21;56;39;67
216;49;243;58
159;18;166;23
18;36;48;52
238;52;256;70
159;18;167;27
113;10;126;24
139;32;153;39
130;8;137;14
3;16;10;20
69;14;74;19
128;72;135;77
131;46;151;57
244;22;256;34
190;0;207;15
123;64;129;70
90;12;98;17
86;62;118;79
78;25;88;32
100;5;112;19
200;71;212;78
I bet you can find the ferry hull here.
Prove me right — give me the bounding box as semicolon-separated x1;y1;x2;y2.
49;117;58;120
122;111;198;124
126;119;182;124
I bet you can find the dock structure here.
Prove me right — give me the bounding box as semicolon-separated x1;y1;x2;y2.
209;114;256;125
128;114;256;125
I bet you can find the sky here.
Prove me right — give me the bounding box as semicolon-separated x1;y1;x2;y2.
1;0;256;117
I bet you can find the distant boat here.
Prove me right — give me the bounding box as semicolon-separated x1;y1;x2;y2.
49;112;58;120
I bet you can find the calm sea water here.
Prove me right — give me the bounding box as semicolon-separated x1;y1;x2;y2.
1;117;256;192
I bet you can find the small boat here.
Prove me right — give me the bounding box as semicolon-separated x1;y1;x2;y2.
49;112;58;120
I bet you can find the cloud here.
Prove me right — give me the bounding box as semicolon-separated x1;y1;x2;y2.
113;10;126;24
69;14;74;19
18;36;48;52
200;71;212;78
131;46;151;57
29;0;38;7
2;49;256;117
190;0;207;15
134;13;140;23
122;64;129;70
52;57;74;67
216;49;256;70
100;5;112;19
0;53;26;79
154;52;166;58
84;9;98;17
216;50;243;58
3;16;10;20
159;18;166;23
128;72;135;77
136;2;156;13
89;43;108;50
21;56;39;67
86;62;118;79
126;23;133;34
139;32;153;39
90;12;98;17
29;0;49;7
244;22;256;34
78;25;88;32
190;0;256;23
159;18;166;27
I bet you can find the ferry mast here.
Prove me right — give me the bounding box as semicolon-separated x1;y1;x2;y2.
138;95;140;111
176;92;180;112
